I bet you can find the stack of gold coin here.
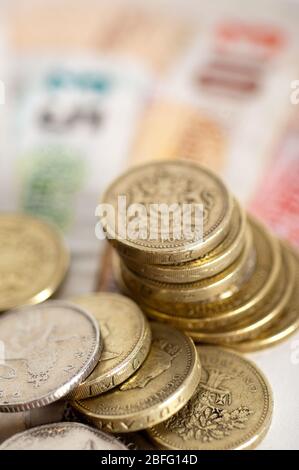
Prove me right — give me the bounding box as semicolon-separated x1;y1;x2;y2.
100;160;299;352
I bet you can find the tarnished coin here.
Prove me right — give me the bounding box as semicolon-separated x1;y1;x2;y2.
121;229;254;305
69;293;151;398
136;218;280;325
236;246;299;352
188;242;294;343
0;301;101;412
0;422;127;450
148;346;273;450
101;160;233;264
123;201;246;283
0;213;69;311
72;323;201;433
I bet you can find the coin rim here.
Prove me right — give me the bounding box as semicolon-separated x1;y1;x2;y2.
101;160;234;263
123;200;246;283
147;345;273;450
0;421;127;450
71;323;201;433
0;300;102;412
69;293;152;399
0;213;69;311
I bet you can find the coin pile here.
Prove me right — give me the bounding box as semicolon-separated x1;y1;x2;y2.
100;160;299;352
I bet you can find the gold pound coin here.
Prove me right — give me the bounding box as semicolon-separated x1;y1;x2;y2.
101;160;233;264
188;242;294;344
123;201;247;283
69;293;151;398
0;213;69;311
133;218;281;325
235;246;299;352
72;323;201;433
148;346;273;450
121;227;254;306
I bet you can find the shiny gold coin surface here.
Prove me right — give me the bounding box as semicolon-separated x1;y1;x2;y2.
133;218;280;324
123;201;246;283
236;246;299;352
69;293;151;398
0;213;69;311
188;243;294;344
101;160;233;264
148;346;273;450
72;323;201;433
121;229;254;306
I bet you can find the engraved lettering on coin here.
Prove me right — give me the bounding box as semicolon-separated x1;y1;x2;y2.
72;323;201;432
70;293;151;398
120;339;181;390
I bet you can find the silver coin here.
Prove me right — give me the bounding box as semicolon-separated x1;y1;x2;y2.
0;401;66;444
0;301;101;412
0;422;128;450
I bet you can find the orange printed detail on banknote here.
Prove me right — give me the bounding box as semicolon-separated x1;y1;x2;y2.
129;99;226;171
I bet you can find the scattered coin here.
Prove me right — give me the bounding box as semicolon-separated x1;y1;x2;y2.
0;422;127;450
0;213;69;311
69;293;151;398
72;323;201;432
148;346;273;450
0;301;101;412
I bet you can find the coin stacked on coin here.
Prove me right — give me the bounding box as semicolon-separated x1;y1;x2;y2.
100;160;299;352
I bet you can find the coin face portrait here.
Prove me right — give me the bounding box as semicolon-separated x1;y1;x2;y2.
101;160;233;262
72;323;201;432
148;346;273;450
0;422;127;450
0;213;69;311
0;301;101;412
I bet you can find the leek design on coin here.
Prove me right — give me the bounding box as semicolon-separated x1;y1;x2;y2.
0;423;127;450
0;301;101;412
72;323;201;433
0;213;69;311
69;293;151;398
100;160;233;264
148;346;273;450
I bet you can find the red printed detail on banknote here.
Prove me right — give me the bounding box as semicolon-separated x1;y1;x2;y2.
250;124;299;246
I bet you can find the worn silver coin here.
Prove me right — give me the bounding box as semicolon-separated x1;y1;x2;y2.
0;301;101;412
0;422;127;450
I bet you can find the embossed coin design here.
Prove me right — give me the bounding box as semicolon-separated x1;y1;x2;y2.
101;160;233;264
0;301;101;412
148;346;273;450
0;213;69;311
69;293;151;398
236;247;299;352
72;323;201;433
0;422;127;450
123;201;246;283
